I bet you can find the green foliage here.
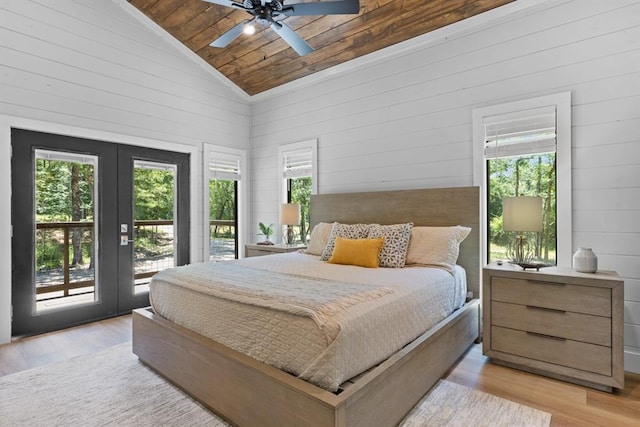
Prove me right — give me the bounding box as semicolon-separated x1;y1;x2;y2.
133;168;176;254
134;169;175;220
209;180;235;221
209;179;236;239
35;233;63;270
258;222;274;237
36;159;94;222
35;160;179;270
289;177;312;243
487;153;557;264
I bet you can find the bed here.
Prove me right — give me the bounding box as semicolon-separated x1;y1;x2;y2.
133;186;481;427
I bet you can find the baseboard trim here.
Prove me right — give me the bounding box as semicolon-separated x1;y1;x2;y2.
624;348;640;374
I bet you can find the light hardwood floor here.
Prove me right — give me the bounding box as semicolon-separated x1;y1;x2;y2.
1;315;638;426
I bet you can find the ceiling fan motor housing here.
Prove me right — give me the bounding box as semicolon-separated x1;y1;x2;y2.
207;0;361;56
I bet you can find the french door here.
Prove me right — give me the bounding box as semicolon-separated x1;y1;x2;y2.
11;129;189;336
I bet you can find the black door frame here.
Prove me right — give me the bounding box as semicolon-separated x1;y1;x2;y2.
116;144;190;312
11;129;189;336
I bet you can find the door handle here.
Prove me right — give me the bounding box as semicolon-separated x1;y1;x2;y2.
120;223;133;246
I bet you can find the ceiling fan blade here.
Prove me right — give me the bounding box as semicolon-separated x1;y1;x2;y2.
270;22;313;56
210;20;252;48
281;0;360;16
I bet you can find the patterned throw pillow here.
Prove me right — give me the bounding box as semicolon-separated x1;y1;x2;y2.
405;226;471;272
305;222;334;256
367;223;414;268
320;223;371;261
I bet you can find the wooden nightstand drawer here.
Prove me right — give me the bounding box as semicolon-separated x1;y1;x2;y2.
244;244;307;258
491;276;611;317
491;326;612;376
483;265;624;391
491;301;611;347
245;248;275;257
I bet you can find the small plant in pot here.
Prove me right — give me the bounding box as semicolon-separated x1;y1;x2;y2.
258;222;274;245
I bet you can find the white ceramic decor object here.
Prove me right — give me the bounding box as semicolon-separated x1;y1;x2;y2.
573;247;598;273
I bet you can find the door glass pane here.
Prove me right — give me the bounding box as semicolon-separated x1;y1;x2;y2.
209;179;237;261
133;161;176;293
35;150;98;312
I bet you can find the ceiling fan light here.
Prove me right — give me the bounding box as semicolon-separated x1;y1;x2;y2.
243;23;256;35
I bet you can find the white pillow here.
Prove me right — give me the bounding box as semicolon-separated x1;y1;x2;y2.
405;226;471;271
305;222;334;256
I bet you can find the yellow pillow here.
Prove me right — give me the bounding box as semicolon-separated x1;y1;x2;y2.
327;237;385;268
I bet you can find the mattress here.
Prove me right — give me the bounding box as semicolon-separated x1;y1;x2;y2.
149;251;467;392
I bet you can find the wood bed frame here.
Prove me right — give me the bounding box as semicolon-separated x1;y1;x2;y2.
133;186;481;426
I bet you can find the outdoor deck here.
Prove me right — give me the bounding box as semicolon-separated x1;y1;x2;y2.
35;220;236;311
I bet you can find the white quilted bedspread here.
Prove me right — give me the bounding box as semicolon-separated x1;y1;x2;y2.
149;252;466;392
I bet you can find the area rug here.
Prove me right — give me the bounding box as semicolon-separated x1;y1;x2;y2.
0;343;550;426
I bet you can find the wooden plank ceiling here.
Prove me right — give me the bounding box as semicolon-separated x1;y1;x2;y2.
129;0;514;96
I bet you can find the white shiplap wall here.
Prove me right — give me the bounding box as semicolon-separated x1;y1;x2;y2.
0;0;251;342
250;0;640;373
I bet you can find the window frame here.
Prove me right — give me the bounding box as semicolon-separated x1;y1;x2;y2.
278;139;318;244
473;92;572;268
203;143;247;260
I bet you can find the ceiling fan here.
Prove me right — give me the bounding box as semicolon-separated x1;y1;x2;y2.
203;0;360;56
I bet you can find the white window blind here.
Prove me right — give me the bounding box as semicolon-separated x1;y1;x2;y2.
282;148;312;179
209;152;241;181
484;106;557;159
36;149;96;166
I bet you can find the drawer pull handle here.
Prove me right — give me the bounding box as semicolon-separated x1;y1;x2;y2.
526;305;566;314
528;280;566;286
526;331;566;341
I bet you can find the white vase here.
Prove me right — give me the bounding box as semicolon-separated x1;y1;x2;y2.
573;247;598;273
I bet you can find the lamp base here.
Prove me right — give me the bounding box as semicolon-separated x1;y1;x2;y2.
285;226;295;245
510;261;548;271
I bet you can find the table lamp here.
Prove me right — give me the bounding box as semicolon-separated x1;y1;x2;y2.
280;203;300;245
503;196;543;269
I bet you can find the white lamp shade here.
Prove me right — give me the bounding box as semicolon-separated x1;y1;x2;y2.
503;196;543;232
280;203;301;225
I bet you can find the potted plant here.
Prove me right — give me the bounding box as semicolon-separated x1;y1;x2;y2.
258;222;274;245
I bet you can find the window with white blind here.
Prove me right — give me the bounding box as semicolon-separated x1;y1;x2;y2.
279;139;317;244
473;93;571;267
209;153;241;181
483;106;557;159
204;145;246;261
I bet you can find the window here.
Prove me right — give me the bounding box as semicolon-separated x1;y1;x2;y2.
473;92;571;267
205;145;246;260
279;139;318;244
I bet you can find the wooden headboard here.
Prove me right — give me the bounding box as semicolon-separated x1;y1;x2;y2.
310;187;481;298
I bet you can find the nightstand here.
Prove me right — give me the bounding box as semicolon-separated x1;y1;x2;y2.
482;264;624;392
244;243;307;258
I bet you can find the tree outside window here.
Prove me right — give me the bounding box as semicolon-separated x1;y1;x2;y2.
487;153;556;265
209;179;237;260
287;176;311;244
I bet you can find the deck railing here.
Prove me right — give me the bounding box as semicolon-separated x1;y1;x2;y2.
35;219;236;301
35;221;95;298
